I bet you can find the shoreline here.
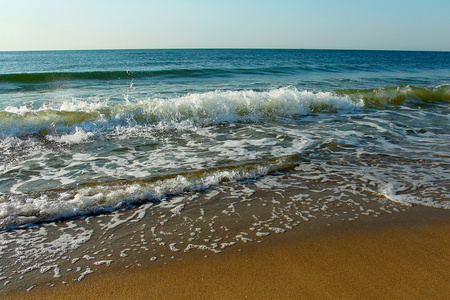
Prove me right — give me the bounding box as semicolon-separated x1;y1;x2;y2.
4;206;449;299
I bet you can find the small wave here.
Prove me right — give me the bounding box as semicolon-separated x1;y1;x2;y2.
0;88;363;140
0;71;135;83
0;66;309;84
0;158;299;230
0;69;227;83
337;85;450;107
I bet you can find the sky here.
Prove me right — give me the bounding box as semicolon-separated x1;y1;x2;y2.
1;0;449;51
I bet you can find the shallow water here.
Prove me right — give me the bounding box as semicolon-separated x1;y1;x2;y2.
0;170;410;292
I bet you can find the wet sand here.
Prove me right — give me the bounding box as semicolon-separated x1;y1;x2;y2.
5;206;449;299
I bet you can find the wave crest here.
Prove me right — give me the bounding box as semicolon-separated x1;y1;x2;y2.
0;88;362;139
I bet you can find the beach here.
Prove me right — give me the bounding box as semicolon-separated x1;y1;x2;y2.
1;49;449;299
4;205;449;299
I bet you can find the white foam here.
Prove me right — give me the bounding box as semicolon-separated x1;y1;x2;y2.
94;260;113;266
0;163;274;228
184;244;222;253
76;267;93;282
57;127;94;144
1;87;363;139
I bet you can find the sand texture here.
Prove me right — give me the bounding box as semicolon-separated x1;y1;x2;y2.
4;207;449;299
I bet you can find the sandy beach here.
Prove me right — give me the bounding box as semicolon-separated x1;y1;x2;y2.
4;206;449;300
1;49;449;299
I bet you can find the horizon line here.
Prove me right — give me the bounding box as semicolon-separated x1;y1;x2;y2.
1;47;449;53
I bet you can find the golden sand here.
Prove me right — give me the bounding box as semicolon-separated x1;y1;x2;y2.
5;208;450;299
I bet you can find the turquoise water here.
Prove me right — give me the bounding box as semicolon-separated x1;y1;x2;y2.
1;49;449;229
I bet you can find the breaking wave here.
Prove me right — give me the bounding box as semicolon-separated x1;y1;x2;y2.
0;87;363;139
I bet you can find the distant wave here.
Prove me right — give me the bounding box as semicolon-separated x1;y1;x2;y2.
0;66;337;83
0;70;218;83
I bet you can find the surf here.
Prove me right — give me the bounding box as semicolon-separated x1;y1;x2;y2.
0;87;364;139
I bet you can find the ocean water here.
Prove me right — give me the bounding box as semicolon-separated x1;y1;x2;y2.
0;49;449;290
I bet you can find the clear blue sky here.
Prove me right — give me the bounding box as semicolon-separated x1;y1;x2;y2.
1;0;449;51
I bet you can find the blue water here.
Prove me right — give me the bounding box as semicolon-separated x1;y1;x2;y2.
0;49;449;229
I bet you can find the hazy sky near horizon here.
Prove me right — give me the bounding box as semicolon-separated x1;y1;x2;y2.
1;0;449;51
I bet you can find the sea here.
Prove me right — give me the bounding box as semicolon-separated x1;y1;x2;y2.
0;49;449;291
